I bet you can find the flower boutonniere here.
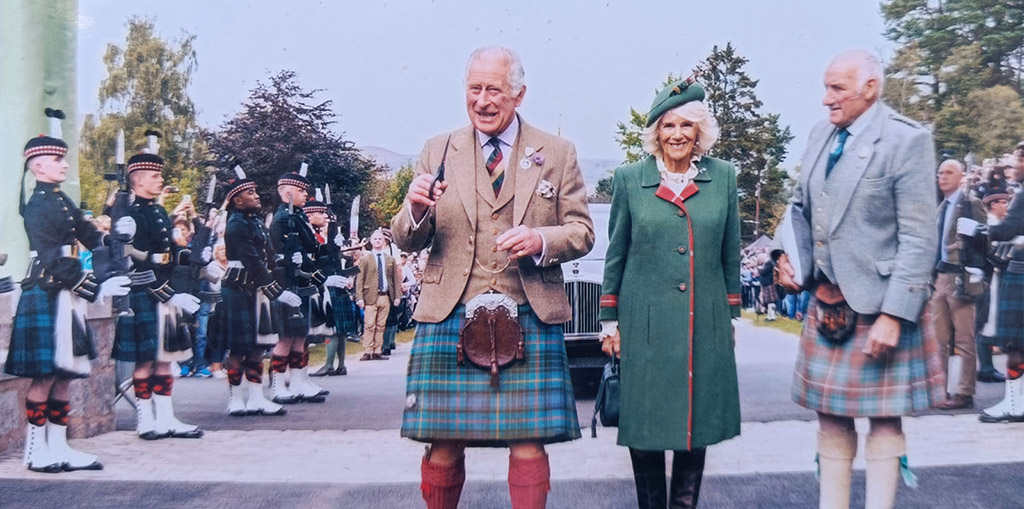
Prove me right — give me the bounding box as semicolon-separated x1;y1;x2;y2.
520;146;545;170
536;179;555;199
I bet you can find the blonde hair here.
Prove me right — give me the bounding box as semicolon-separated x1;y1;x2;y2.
642;101;720;159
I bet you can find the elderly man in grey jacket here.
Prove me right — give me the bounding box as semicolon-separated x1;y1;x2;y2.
775;49;945;509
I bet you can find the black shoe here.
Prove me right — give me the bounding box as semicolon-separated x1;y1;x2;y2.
359;353;373;361
382;349;392;356
63;461;103;472
310;365;333;377
298;394;327;403
28;462;65;474
329;366;347;376
978;371;1006;383
169;429;204;439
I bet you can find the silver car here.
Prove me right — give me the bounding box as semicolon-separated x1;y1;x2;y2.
561;203;609;394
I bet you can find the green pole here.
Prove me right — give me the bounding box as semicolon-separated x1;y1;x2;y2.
0;0;78;277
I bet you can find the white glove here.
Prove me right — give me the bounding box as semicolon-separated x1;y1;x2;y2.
291;252;303;265
169;293;201;315
965;267;985;285
201;246;212;263
324;275;347;288
114;216;137;239
97;276;131;300
277;290;301;307
334;233;345;247
957;217;980;237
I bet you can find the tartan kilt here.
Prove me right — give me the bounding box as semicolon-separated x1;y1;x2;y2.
791;298;945;417
219;286;258;352
994;271;1024;351
329;287;359;336
3;286;85;378
401;304;581;446
112;288;159;363
279;293;311;338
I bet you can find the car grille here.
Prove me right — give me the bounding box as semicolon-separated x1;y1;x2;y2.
563;280;601;335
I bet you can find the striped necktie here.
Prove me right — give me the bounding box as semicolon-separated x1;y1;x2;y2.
486;137;504;196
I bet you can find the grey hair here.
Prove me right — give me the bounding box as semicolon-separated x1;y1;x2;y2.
641;101;720;159
832;49;885;97
466;46;525;95
938;159;965;173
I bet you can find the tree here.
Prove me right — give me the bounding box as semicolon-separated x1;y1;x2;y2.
79;17;204;212
366;164;415;227
610;43;793;238
205;70;379;234
934;85;1024;157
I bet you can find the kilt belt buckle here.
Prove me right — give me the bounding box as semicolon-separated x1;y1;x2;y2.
458;292;525;389
149;253;172;265
59;244;80;258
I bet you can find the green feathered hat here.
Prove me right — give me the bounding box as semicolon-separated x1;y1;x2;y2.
646;75;706;127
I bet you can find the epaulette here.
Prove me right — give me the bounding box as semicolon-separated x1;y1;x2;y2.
888;112;924;130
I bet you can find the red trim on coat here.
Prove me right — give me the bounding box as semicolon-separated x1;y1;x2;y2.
600;294;618;308
654;182;700;210
727;294;741;306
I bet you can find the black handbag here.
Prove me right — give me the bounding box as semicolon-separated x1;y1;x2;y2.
591;357;620;438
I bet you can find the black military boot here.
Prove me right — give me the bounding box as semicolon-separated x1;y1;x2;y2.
668;448;706;509
629;448;667;509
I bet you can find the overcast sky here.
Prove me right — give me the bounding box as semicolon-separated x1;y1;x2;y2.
78;0;893;168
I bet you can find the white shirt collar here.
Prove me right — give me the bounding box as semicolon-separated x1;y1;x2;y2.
656;155;701;196
476;114;519;149
944;188;963;205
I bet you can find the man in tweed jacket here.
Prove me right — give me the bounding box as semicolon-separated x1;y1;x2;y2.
391;46;593;509
776;49;943;509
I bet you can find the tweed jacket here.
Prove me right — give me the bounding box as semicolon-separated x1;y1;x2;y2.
391;118;594;324
937;192;987;270
789;103;937;321
354;251;402;305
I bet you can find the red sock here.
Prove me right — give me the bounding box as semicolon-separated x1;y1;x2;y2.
242;359;263;384
151;374;173;396
287;351;303;369
46;400;70;426
300;351;310;369
1008;361;1024;380
227;369;243;386
508;453;551;509
25;400;47;427
133;377;152;400
421;455;465;509
271;355;289;373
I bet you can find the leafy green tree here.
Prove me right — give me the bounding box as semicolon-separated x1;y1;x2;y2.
79;17;204;212
934;85;1024;157
611;43;793;237
204;70;378;233
367;164;415;226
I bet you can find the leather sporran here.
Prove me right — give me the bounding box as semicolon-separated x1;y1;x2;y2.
814;282;857;343
457;293;525;389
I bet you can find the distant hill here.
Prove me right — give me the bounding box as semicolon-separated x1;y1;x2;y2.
357;145;619;193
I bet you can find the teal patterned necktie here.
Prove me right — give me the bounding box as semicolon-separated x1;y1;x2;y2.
826;128;850;178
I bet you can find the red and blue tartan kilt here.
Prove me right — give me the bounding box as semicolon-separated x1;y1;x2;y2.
994;271;1024;351
401;304;581;446
328;287;359;336
219;286;259;352
791;298;945;417
3;286;82;378
112;288;160;362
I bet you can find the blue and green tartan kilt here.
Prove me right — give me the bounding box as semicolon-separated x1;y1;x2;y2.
112;288;159;362
401;304;581;446
791;298;945;417
219;286;258;352
994;271;1024;351
329;288;359;335
4;286;78;378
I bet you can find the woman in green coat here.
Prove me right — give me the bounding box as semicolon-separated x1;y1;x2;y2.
599;78;742;509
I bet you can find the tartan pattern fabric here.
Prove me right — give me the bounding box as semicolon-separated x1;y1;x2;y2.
328;287;359;335
46;400;71;426
112;288;159;362
486;137;504;196
4;286;60;377
994;271;1024;351
401;305;581;445
26;400;47;427
219;286;258;352
791;298;945;417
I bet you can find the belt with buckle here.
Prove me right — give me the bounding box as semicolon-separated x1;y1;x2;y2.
149;253;172;265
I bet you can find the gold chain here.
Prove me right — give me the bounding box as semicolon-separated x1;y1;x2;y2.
474;257;513;274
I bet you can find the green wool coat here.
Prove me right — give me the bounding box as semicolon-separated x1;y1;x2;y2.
599;155;742;451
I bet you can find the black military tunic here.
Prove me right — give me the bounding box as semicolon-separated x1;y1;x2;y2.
112;197;191;362
221;209;284;351
5;185;106;378
269;205;325;337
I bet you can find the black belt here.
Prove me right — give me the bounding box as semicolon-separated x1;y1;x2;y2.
1008;261;1024;274
935;261;960;274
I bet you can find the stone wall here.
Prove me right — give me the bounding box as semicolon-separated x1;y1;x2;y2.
0;293;117;453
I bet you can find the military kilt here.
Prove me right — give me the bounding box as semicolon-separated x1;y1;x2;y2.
994;271;1024;351
329;287;359;336
219;286;258;352
791;298;945;417
112;288;159;363
4;286;81;378
279;288;313;338
401;305;581;446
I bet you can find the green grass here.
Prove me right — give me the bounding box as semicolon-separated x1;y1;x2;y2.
741;309;804;336
307;328;416;365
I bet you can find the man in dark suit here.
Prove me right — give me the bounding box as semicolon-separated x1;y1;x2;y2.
932;159;987;410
